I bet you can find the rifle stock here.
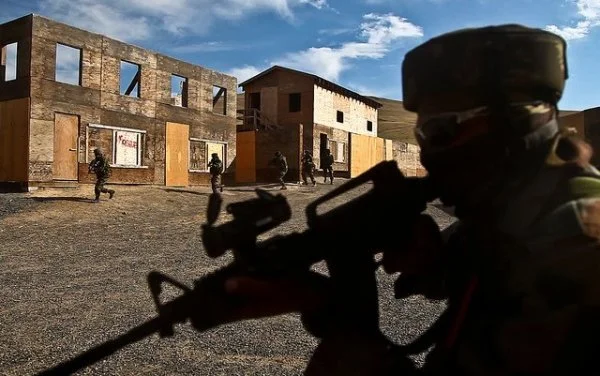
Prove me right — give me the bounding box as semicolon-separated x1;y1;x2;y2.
35;160;437;375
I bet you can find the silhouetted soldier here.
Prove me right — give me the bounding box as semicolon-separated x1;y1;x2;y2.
301;150;316;186
88;148;115;202
207;153;224;194
321;148;334;184
269;151;288;190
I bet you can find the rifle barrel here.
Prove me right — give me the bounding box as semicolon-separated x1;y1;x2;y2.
35;317;163;376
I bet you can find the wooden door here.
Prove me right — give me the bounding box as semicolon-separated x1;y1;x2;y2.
54;113;79;180
165;122;189;186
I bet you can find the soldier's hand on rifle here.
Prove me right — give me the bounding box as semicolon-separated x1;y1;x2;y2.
224;271;332;335
382;214;447;300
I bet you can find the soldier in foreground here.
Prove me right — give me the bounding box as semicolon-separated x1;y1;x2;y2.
269;151;288;190
207;153;224;194
301;150;317;186
88;148;115;202
221;25;600;374
321;148;334;184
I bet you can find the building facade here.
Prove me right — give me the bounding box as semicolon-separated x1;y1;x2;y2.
0;14;236;191
559;107;600;166
236;66;387;182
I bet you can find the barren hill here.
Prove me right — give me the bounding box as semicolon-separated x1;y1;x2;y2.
367;96;417;144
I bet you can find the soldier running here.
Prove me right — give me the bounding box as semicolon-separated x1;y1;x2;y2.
321;148;334;184
269;151;288;190
301;150;316;186
88;148;115;203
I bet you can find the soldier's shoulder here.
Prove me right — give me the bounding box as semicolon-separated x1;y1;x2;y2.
529;165;600;245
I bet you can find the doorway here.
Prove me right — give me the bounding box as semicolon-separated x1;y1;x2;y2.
319;133;328;168
53;113;79;180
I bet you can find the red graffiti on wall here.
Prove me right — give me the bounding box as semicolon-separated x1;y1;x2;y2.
118;134;138;148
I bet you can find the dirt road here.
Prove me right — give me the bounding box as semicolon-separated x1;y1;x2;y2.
0;182;454;375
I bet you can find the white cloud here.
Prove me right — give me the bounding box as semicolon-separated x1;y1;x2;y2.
170;42;241;54
39;0;330;42
360;13;424;44
272;13;423;81
227;65;264;88
545;0;600;40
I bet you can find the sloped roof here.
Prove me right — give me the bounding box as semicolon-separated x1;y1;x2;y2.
239;65;383;109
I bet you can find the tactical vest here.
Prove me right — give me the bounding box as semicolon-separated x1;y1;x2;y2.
421;132;600;375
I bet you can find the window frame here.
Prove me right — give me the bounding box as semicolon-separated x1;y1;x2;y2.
189;138;228;172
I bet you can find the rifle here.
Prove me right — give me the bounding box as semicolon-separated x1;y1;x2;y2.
35;160;437;375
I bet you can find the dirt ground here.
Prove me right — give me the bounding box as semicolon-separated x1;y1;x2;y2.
0;181;455;376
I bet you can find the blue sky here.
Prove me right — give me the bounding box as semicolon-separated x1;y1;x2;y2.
2;0;599;110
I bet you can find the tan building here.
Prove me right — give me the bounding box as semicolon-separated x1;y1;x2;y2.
0;14;236;191
236;65;392;182
559;107;600;166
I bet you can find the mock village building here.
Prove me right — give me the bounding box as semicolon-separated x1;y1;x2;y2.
0;14;236;191
236;65;398;183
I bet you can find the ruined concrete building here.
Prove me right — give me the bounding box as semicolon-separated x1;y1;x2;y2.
0;14;236;191
236;66;394;182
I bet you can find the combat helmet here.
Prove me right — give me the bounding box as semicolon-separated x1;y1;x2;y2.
402;24;568;114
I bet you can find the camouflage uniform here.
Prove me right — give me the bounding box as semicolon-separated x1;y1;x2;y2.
301;150;316;186
88;149;115;202
321;149;334;184
207;153;224;194
394;25;600;375
269;151;288;190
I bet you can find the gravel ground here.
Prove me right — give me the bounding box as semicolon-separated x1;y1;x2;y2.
0;181;455;376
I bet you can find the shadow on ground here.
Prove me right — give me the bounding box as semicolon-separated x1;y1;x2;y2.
31;197;95;203
162;188;211;196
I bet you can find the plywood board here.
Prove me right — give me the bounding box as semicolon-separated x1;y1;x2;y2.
385;139;393;161
54;113;79;180
165;122;189;186
0;98;30;182
349;133;386;178
235;131;256;183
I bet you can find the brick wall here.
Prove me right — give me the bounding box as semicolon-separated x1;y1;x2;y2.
22;14;237;186
391;141;426;177
313;84;377;137
255;125;302;182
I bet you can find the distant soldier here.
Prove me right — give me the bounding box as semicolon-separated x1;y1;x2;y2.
321;148;334;184
269;151;288;190
207;153;224;194
301;150;316;186
88;148;115;202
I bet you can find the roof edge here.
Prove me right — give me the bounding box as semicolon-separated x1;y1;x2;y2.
239;65;383;109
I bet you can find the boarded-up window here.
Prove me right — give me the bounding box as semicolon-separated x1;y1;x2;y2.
1;42;17;82
114;130;143;166
189;139;227;171
88;125;145;167
55;43;82;85
189;140;207;170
